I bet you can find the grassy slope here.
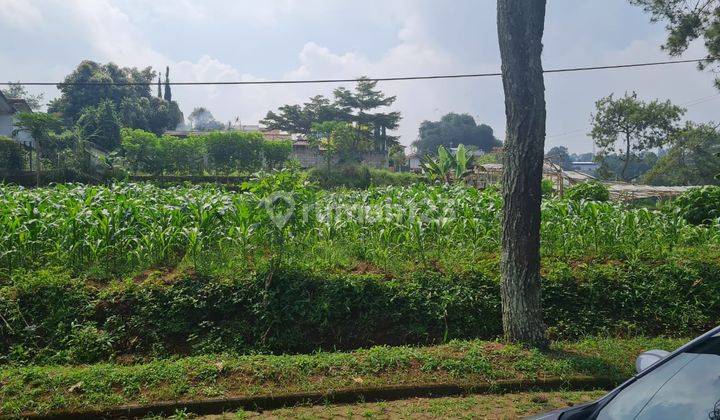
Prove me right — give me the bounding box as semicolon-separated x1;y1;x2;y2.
0;337;684;416
197;390;609;419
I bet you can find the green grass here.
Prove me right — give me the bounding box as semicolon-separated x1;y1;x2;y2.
0;337;684;416
207;390;608;419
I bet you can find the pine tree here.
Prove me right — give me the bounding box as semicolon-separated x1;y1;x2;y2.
333;77;401;151
164;66;172;102
157;76;162;98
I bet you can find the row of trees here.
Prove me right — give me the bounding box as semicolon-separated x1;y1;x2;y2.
546;91;720;186
262;78;401;153
120;129;292;175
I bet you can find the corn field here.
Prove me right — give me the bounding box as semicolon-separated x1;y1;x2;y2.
1;180;718;279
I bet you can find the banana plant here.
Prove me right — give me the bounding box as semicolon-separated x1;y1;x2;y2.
420;144;475;184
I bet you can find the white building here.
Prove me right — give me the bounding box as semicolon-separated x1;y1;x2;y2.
0;91;34;148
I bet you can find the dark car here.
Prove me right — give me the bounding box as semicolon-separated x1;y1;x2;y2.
531;325;720;419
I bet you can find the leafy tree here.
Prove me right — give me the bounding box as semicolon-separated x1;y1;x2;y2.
631;0;720;89
1;82;44;110
413;113;501;156
334;77;401;151
644;122;720;185
310;121;373;167
590;92;684;181
497;0;548;347
545;146;573;169
262;95;349;135
388;144;407;169
48;60;183;134
164;66;172;102
78;100;122;150
596;151;659;180
188;107;224;131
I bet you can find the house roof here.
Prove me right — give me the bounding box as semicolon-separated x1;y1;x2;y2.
0;90;32;114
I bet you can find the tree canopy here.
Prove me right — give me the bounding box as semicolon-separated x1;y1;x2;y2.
188;107;224;131
590;92;684;181
262;78;401;151
545;146;573;169
644;122;720;185
631;0;720;89
412;113;501;157
48;60;183;136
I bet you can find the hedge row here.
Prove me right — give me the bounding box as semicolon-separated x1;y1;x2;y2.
1;256;718;365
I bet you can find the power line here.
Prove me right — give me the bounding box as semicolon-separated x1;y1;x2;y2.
1;58;709;87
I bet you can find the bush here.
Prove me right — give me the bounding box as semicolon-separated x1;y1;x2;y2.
308;165;372;189
3;256;720;364
370;168;423;187
263;140;292;169
565;181;610;202
670;186;720;224
541;179;555;197
0;136;23;174
204;131;265;174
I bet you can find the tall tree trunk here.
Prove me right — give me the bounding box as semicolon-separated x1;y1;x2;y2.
621;133;631;181
497;0;548;348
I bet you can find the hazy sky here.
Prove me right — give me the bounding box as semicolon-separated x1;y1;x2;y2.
1;0;718;153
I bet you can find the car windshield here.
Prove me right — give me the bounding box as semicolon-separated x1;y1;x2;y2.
597;335;720;419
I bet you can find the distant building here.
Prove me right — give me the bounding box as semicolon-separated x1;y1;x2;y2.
449;147;485;157
0;91;34;148
570;161;599;173
407;153;421;171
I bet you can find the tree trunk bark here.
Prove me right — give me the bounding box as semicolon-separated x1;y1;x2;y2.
497;0;548;348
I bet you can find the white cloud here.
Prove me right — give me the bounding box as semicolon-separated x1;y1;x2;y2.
0;0;43;28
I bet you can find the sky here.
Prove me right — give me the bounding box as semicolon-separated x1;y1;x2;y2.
1;0;718;153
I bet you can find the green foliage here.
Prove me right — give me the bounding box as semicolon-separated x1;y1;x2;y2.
0;257;716;366
308;165;372;189
263;140;292;169
205;131;264;173
369;168;423;187
541;179;555;197
413;113;501;156
120;129;287;175
420;145;474;183
48;60;183;134
546;146;573;169
0;137;24;174
78;99;122;150
311;121;372;165
565;181;610;202
670;186;720;225
0;337;683;415
631;0;720;89
263;78;401;151
644;122;720;186
590;92;684;181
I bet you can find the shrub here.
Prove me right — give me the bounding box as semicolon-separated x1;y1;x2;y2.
3;256;720;364
263;140;292;169
0;136;23;174
204;131;265;174
671;186;720;224
307;165;372;189
565;181;610;201
370;168;423;187
541;178;555;197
